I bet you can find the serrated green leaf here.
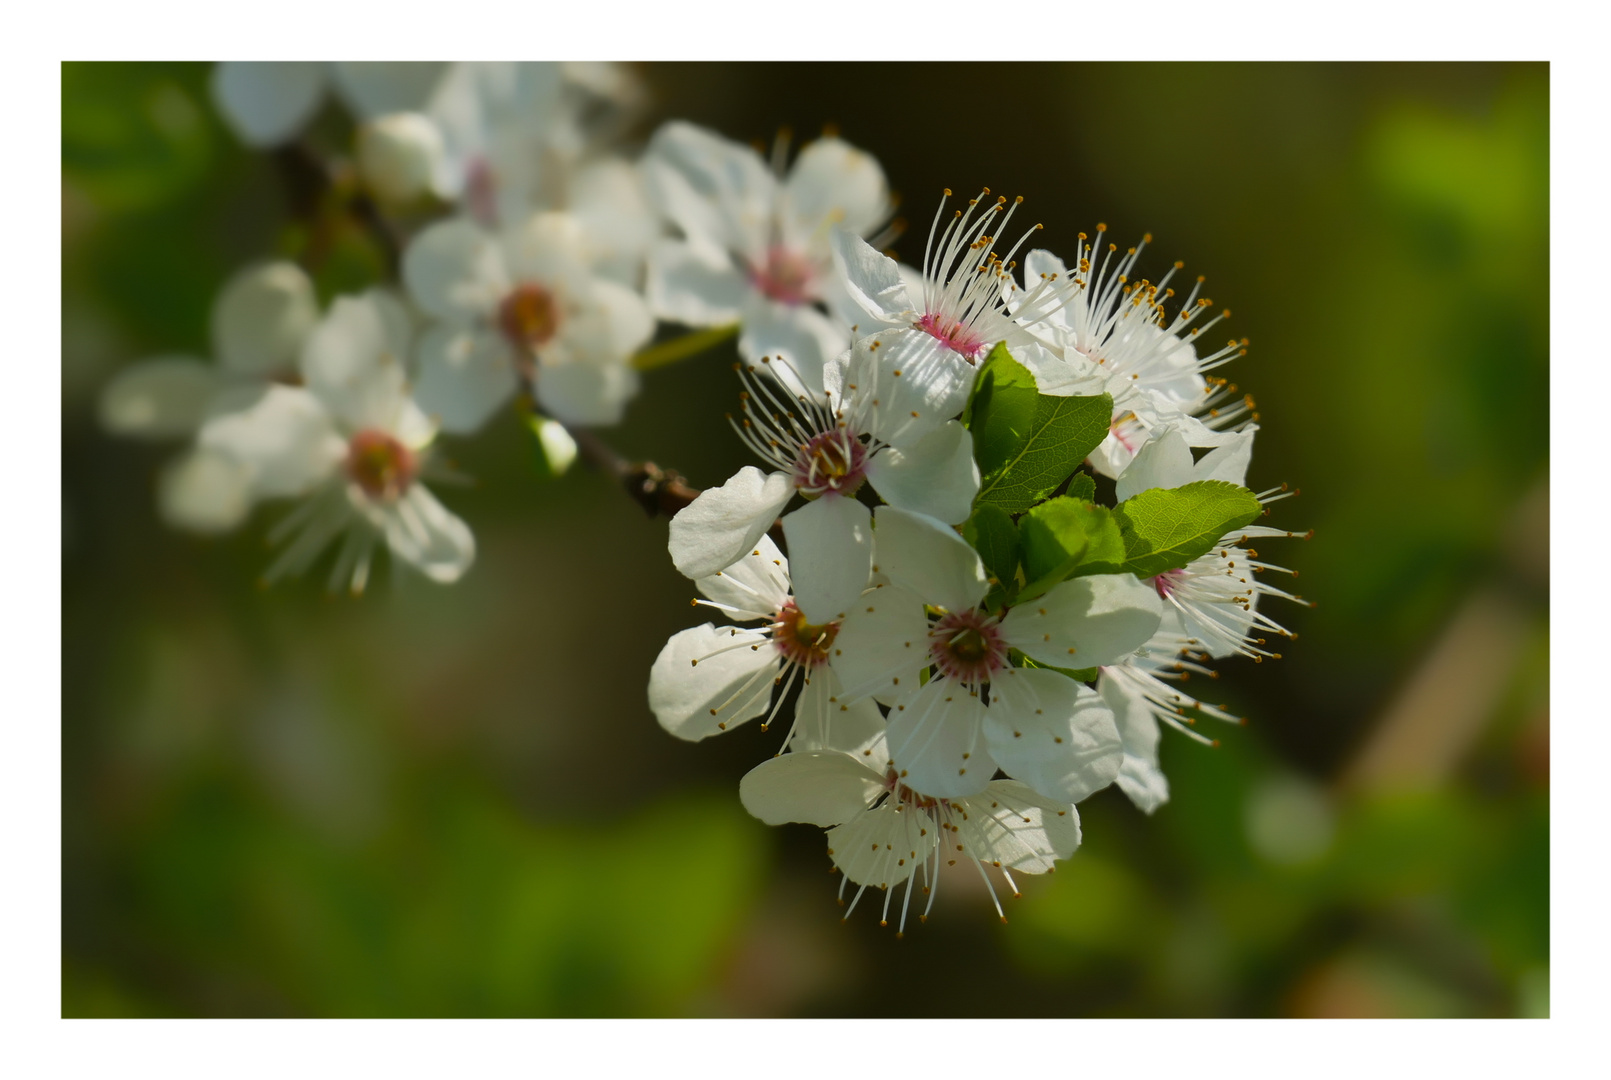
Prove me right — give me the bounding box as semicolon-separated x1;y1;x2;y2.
969;345;1113;515
1113;480;1263;577
1017;497;1128;601
963;503;1020;595
1065;473;1096;503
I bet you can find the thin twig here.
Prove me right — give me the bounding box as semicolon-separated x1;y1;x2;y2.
563;425;702;519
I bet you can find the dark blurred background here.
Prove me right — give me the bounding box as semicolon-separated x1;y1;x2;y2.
62;62;1548;1017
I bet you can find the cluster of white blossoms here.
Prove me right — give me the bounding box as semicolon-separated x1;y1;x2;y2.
651;183;1310;932
100;64;899;593
99;65;1309;931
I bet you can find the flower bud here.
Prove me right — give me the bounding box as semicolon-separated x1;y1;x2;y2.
356;112;444;206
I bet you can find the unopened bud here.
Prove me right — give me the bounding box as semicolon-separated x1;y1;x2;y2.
356;112;443;206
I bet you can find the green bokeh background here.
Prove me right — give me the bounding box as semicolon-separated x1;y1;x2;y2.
61;62;1549;1017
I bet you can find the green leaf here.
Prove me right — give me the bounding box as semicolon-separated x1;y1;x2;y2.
1113;480;1263;577
1017;497;1128;601
1065;472;1096;503
969;344;1113;515
1014;652;1099;684
963;504;1020;595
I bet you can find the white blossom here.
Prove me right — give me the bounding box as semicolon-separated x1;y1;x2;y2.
649;535;884;755
665;344;979;624
826;506;1157;803
741;738;1081;934
1001;229;1256;478
644;121;894;396
401;212;653;433
98;260;321;532
194;291;474;591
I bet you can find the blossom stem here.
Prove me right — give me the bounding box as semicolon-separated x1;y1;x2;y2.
630;324;740;372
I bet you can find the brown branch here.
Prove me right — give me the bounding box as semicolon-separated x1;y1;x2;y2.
565;426;701;519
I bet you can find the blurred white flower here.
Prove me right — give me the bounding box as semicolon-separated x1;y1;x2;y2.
211;62;449;149
401;212;653;433
98;260;321;533
644;121;894;395
195;290;474;591
649;535;884;755
740;737;1082;934
828;507;1150;803
666;347;978;623
423;63;660;283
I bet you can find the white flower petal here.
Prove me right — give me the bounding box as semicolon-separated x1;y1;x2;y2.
369;484;475;583
587;277;656;358
737;294;847;399
955;781;1081;875
885;676;994;799
402;218;508;322
1000;574;1165;668
1098;670;1170;814
845;329;975;449
1195;426;1257;488
871;505;988;614
784;137;891;242
1115;428;1194;501
533;360;639;427
328;62;449;120
413;324;518;435
211;61;326;148
644;121;777;256
198;385;343;500
1014;340;1107;397
695;533;791;620
984;669;1123;803
738;751;884;828
829;229;911;327
790;668;888;769
825;798;937;890
826;583;929;703
299;294;417;434
780;493;873;625
645;239;746;326
499;211;593;288
648;622;781;740
157;447;253;534
865;419;979;525
212;260;319;376
98;358;220;440
668;466;793;581
568;158;662;284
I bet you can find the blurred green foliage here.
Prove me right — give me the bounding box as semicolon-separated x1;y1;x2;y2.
63;62;1547;1017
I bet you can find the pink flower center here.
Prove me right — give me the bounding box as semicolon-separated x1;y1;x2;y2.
499;283;561;350
914;310;989;362
1152;568;1187;599
750;246;816;306
771;600;840;669
345;429;417;501
928;609;1008;684
792;429;868;498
